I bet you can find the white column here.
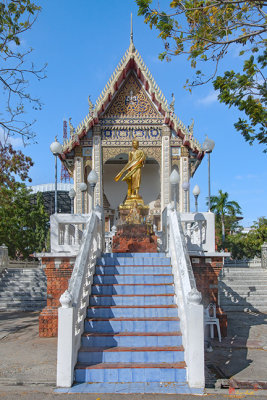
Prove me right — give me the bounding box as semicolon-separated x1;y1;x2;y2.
179;147;190;212
73;157;83;214
161;126;171;214
92;127;103;208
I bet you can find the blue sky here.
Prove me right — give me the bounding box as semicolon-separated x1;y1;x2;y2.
4;0;266;227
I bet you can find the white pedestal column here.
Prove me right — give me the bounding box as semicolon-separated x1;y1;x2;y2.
73;156;83;214
161;126;171;214
179;147;190;212
92;127;103;208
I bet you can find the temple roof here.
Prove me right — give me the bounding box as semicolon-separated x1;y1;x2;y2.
61;39;203;160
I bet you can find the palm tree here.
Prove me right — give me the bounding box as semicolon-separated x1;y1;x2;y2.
209;190;242;245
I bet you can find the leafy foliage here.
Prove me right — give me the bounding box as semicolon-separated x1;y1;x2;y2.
227;217;267;259
0;142;33;189
209;189;242;247
0;142;49;258
136;0;267;150
0;0;46;142
0;186;49;258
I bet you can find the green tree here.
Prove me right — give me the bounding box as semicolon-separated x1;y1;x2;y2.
209;189;242;246
0;185;49;258
227;217;267;259
0;142;49;258
136;0;267;151
0;0;46;143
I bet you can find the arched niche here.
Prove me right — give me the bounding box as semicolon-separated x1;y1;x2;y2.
103;153;160;213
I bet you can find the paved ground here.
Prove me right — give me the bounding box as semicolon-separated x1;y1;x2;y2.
0;310;267;399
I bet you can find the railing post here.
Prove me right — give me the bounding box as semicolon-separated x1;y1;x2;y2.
57;292;74;387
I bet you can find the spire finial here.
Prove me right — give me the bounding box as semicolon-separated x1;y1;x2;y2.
130;12;135;53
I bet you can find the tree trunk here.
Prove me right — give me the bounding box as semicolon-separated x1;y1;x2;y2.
222;215;225;246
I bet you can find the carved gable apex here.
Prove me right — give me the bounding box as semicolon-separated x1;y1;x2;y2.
103;72;160;118
61;44;203;160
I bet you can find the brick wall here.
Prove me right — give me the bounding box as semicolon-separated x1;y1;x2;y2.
191;256;227;337
39;257;74;337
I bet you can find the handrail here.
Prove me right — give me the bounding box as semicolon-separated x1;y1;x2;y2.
57;209;103;387
166;205;204;389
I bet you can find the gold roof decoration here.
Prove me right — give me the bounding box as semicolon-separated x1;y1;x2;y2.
61;33;203;158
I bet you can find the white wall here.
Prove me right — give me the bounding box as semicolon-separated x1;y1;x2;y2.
103;162;160;210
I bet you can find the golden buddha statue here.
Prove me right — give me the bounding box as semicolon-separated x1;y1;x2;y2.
115;139;146;207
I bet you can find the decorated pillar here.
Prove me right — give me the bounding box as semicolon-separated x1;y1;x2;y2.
92;126;103;208
73;153;83;214
161;125;171;214
179;146;190;212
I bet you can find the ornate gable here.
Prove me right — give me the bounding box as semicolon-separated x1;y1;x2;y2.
103;73;160;118
61;39;203;161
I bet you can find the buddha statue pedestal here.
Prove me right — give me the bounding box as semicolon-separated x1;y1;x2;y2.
112;224;157;253
118;197;149;225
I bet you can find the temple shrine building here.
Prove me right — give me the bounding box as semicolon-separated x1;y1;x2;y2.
60;36;204;231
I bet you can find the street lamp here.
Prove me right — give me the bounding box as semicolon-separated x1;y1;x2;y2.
87;170;98;211
50;138;62;214
68;188;76;214
79;183;87;214
182;181;190;212
202;135;215;211
169;169;180;210
193;184;200;213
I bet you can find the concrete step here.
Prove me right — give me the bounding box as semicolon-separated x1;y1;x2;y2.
77;346;184;364
95;266;172;275
84;317;180;333
91;284;174;296
97;257;171;266
93;274;173;285
87;305;178;319
81;331;183;347
89;294;174;306
220;289;267;296
221;305;267;312
75;362;186;383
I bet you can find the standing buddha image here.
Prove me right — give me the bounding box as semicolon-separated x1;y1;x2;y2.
114;139;149;221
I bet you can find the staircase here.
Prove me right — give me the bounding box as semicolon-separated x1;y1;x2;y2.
73;252;193;394
219;266;267;312
0;268;47;311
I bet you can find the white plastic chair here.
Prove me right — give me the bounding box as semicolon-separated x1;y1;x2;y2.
204;303;222;342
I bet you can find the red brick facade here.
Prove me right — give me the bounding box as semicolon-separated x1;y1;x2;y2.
39;257;74;337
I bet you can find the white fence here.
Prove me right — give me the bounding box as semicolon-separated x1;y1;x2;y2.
180;212;215;253
57;209;104;387
165;205;204;389
50;214;89;253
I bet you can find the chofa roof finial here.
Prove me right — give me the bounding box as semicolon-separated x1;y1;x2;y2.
130;12;135;53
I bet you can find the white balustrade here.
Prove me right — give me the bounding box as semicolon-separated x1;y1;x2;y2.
180;212;215;253
165;205;204;389
57;209;104;387
50;214;90;253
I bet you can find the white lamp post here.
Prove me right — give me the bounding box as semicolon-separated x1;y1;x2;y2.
87;170;98;211
182;181;190;212
202;135;215;211
50;138;62;214
79;183;87;214
169;169;180;210
193;184;200;213
68;188;76;214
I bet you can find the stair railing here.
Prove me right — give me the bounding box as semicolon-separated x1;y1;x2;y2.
166;204;204;389
57;208;104;387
